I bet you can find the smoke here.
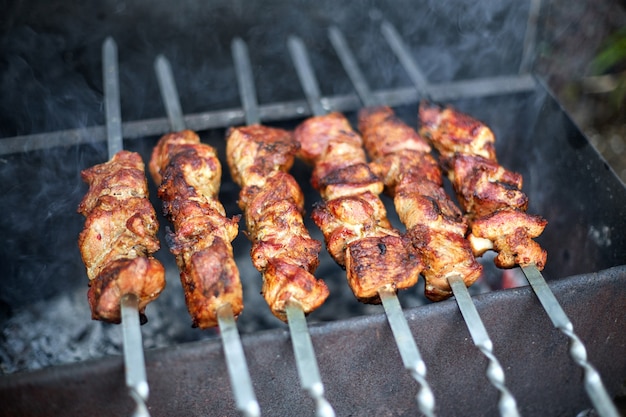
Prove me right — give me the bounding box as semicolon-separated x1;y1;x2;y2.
1;0;539;374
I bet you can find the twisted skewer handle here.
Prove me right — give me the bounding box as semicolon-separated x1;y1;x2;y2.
448;276;520;417
286;302;335;417
379;287;436;417
521;265;620;417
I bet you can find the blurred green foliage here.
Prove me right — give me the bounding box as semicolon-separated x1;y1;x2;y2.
591;27;626;109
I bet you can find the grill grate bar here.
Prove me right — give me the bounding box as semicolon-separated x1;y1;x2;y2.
0;75;535;156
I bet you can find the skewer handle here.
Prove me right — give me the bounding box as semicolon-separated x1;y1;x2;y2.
378;287;436;417
521;265;620;417
217;304;261;417
448;276;520;417
286;302;335;417
154;55;186;132
121;294;150;417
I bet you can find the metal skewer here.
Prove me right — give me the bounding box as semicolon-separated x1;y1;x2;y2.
521;265;620;417
154;54;260;417
328;25;521;417
231;37;335;417
102;37;151;417
379;21;620;417
288;34;436;417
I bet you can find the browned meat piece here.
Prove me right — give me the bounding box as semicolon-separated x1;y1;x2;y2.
78;150;165;323
447;154;528;219
419;101;497;161
226;124;329;321
151;130;242;329
359;106;482;301
468;208;547;269
419;101;548;270
295;113;422;303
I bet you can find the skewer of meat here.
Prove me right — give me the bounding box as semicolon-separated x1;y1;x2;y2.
327;26;520;417
382;20;620;416
151;55;259;417
227;38;334;417
288;35;435;417
77;38;165;417
419;101;620;417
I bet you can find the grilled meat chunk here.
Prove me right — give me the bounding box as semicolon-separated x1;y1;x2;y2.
78;150;165;323
226;125;329;321
150;130;242;329
419;102;548;270
359;106;482;301
294;112;422;303
419;101;496;161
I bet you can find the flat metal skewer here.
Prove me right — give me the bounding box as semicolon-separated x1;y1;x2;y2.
329;25;521;417
102;37;151;417
288;34;436;417
231;37;335;417
154;54;260;417
378;21;620;416
521;265;620;417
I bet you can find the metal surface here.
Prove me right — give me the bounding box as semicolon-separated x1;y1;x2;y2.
521;265;620;417
103;38;151;417
154;55;260;417
2;268;624;417
232;37;334;417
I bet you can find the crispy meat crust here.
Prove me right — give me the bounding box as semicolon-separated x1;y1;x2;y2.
295;112;422;303
151;130;242;329
226;125;329;321
78;150;165;323
418;102;548;270
359;106;482;301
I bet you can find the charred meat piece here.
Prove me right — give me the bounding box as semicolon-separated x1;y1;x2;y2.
419;102;548;270
150;130;242;329
419;101;497;161
226;125;329;321
78;150;165;323
359;106;482;301
294;112;422;303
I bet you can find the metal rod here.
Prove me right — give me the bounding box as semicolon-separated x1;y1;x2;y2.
232;37;333;417
287;36;328;117
327;27;378;108
286;302;335;417
154;54;260;417
448;276;520;417
521;265;620;417
154;55;186;132
217;304;261;417
380;21;431;100
231;38;260;126
103;38;151;417
288;34;436;416
103;37;123;159
0;74;536;156
379;287;436;417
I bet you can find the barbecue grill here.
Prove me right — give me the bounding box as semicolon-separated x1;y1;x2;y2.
1;1;625;416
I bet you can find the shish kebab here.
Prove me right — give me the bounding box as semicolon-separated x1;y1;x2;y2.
327;27;520;417
151;55;260;417
379;20;620;417
287;36;436;417
77;38;166;417
226;38;335;417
